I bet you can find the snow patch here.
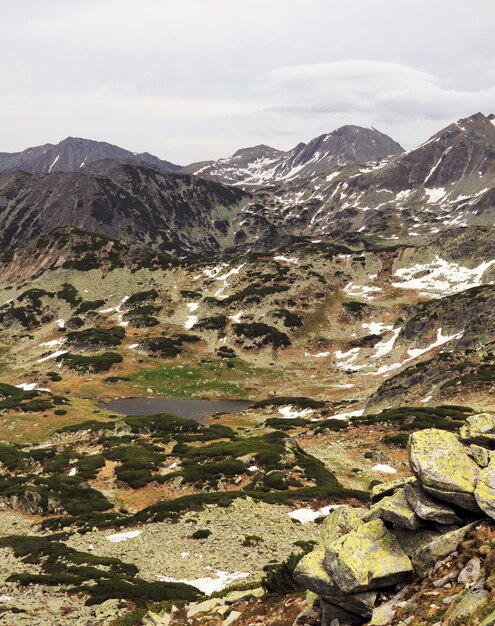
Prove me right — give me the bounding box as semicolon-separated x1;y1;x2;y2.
157;571;249;596
106;530;141;543
37;350;68;363
278;405;314;419
372;464;397;474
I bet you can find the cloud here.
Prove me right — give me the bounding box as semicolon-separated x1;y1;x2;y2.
0;1;494;161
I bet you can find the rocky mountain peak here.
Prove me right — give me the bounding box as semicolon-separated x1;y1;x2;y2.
185;125;404;187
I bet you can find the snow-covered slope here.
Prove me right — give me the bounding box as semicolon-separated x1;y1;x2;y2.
185;126;404;188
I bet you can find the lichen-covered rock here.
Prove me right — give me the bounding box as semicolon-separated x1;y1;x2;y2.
411;522;479;577
403;483;460;525
408;429;480;511
377;489;423;530
324;520;413;593
293;546;377;616
370;477;416;504
460;413;495;448
474;461;495;519
441;577;489;625
320;505;364;545
469;444;491;468
394;527;442;559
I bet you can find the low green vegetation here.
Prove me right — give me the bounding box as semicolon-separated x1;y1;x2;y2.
0;535;201;606
353;405;474;431
57;352;123;373
66;326;125;349
232;322;291;348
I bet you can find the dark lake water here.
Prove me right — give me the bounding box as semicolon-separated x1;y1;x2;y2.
100;397;253;422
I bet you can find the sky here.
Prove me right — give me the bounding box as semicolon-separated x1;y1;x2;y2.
1;0;494;164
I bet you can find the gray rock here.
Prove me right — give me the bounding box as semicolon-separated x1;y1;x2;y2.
442;577;489;624
460;413;495;448
187;598;224;618
223;610;242;625
412;522;479;577
370;477;416;504
469;444;491;468
320;598;366;625
475;460;495;519
403;483;460;525
408;429;480;511
369;587;408;625
394;527;442;559
457;556;481;584
378;489;423;530
320;506;364;546
293;546;377;616
324;520;413;593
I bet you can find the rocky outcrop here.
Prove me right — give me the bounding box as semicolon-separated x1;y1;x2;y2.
294;415;495;625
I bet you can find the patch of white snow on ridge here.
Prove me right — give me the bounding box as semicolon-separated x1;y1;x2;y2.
289;505;341;524
392;257;495;296
48;155;60;173
106;530;141;543
407;328;463;359
229;310;243;323
344;283;382;300
39;339;66;348
37;350;68;363
372;327;402;359
278;405;314;419
16;383;50;392
157;571;249;596
274;255;299;264
424;187;446;203
372;464;397;474
305;351;330;358
330;409;364;421
187;303;199;312
184;315;198;330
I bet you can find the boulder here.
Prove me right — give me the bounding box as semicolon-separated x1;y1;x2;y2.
469;444;490;468
187;598;224;618
320;598;366;625
403;483;460;525
324;520;413;594
377;489;423;530
411;522;479;577
320;505;364;545
370;587;408;625
475;460;495;520
293;546;377;616
457;556;481;585
460;413;495;448
370;477;416;504
223;611;241;625
394;527;442;559
408;429;480;511
441;577;489;625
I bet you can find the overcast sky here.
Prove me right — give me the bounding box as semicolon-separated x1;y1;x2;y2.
1;0;494;163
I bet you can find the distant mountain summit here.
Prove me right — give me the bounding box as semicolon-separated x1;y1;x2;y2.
184;125;404;187
0;137;181;174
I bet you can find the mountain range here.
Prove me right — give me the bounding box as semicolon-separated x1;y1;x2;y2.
0;112;493;255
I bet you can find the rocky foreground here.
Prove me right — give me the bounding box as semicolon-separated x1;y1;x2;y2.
293;413;495;625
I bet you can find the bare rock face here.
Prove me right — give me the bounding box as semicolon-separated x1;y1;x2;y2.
184;126;404;187
408;429;480;511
